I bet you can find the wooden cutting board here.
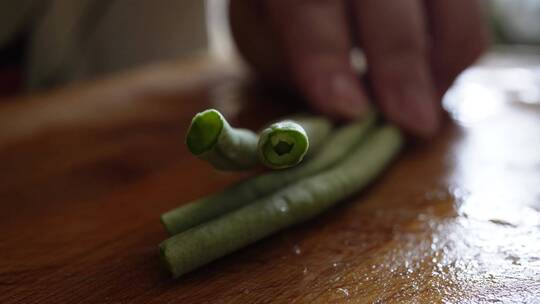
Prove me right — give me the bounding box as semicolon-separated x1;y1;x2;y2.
1;52;539;303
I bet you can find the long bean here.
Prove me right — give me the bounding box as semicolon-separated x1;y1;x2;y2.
161;113;375;235
186;109;259;171
287;116;332;157
160;125;403;278
258;121;309;169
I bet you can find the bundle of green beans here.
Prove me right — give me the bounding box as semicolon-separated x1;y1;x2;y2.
159;109;403;278
162;114;375;235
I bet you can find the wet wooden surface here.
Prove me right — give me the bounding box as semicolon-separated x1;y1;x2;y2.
1;51;540;303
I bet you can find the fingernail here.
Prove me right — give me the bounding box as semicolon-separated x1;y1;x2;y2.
331;74;368;119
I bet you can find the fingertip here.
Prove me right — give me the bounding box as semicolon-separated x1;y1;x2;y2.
379;80;441;138
408;107;441;138
397;103;441;138
331;74;371;120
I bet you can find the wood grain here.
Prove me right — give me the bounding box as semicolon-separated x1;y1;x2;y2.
1;52;539;303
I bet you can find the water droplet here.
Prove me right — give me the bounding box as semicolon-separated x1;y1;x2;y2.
274;198;289;213
449;185;470;203
292;244;301;255
337;287;349;297
302;266;308;275
424;189;450;201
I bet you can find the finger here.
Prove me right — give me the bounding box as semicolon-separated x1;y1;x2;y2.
424;0;490;97
352;0;439;137
264;0;370;120
229;0;290;85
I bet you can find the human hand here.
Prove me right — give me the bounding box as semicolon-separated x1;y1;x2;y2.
230;0;489;137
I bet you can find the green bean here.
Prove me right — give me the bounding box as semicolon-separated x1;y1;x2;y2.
258;120;309;169
257;116;333;169
159;125;403;278
161;113;375;235
287;116;332;157
186;109;259;171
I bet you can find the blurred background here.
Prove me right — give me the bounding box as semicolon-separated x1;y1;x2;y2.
1;0;540;97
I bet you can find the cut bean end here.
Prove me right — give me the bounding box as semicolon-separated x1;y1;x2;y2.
259;121;309;169
186;109;224;155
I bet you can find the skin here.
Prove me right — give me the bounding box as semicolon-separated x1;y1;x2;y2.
229;0;490;137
